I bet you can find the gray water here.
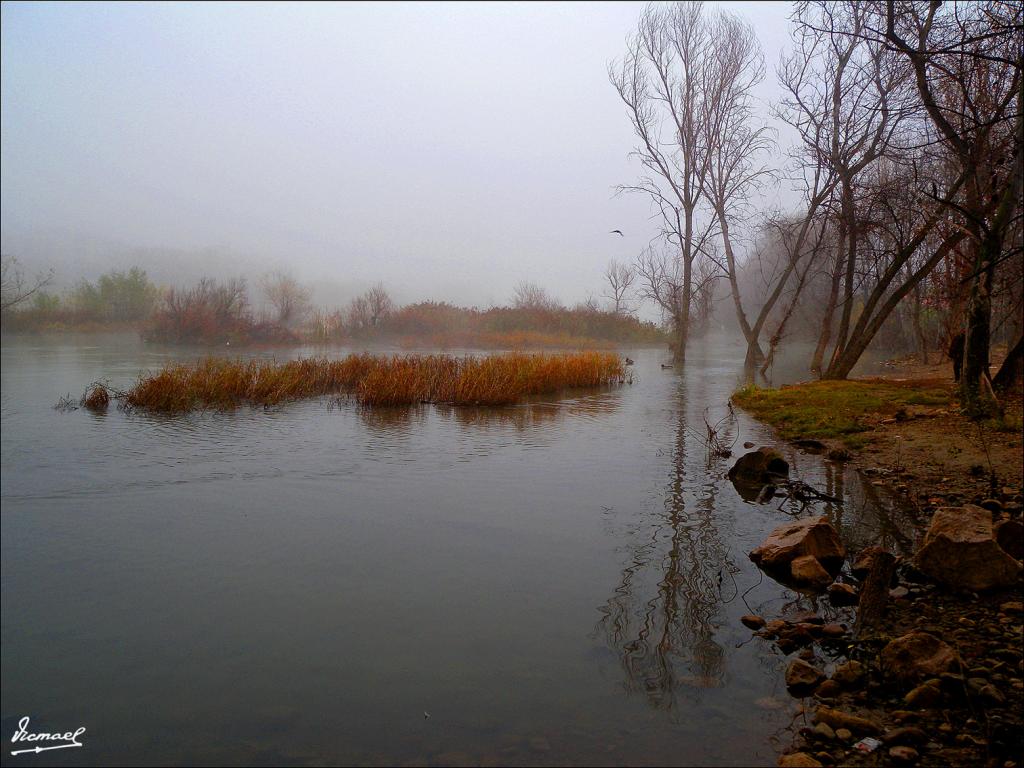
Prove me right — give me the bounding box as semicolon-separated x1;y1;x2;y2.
1;333;910;766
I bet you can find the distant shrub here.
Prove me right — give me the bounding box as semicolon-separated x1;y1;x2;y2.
146;277;296;345
71;267;159;321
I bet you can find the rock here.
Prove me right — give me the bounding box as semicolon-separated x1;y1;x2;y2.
814;680;842;699
826;447;851;462
743;441;755;449
888;746;919;764
835;728;853;742
750;516;846;579
729;447;789;484
827;582;858;606
979;498;1003;513
778;753;822;768
914;505;1022;591
852;548;894;581
777;624;815;651
791;554;834;589
813;722;836;740
994;518;1023;561
978;684;1005;705
831;661;866;689
903;682;942;708
787;659;826;694
741;615;766;630
882;632;959;686
882;727;928;746
820;623;847;639
1000;600;1023;613
889;586;910;599
814;706;882;735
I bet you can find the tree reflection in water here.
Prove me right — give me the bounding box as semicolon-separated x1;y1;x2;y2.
595;381;740;713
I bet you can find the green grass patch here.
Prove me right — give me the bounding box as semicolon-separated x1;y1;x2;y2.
733;378;954;446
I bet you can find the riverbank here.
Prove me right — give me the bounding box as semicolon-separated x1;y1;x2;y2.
733;361;1023;768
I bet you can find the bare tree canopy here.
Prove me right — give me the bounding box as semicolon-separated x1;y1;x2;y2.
261;270;312;327
602;259;636;315
1;255;53;313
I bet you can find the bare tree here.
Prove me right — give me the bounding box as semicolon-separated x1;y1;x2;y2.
611;2;723;363
261;270;312;327
878;0;1023;411
635;245;685;326
602;259;636;315
512;281;560;311
347;283;394;331
702;11;778;370
1;255;54;313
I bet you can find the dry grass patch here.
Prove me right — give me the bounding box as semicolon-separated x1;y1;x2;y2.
121;352;625;412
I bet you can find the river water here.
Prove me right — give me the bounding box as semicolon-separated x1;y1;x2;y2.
1;333;911;766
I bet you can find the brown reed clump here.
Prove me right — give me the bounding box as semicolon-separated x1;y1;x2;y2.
81;384;111;411
121;352;624;413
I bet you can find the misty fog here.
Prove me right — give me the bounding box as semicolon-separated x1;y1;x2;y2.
1;1;795;313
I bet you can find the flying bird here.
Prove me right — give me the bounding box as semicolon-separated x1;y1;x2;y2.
610;229;624;236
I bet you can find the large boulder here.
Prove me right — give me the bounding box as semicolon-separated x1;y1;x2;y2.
750;516;846;583
914;505;1022;591
881;631;959;687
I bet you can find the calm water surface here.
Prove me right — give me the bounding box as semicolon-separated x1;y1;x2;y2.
1;333;910;766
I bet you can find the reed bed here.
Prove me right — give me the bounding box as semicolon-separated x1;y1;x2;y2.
119;352;625;413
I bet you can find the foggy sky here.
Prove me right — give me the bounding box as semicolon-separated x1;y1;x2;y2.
1;1;797;310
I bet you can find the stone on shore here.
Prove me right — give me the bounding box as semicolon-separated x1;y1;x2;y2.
749;516;845;582
741;615;766;630
814;706;882;735
827;582;858;606
831;660;865;689
778;753;823;767
914;505;1021;591
786;659;826;695
881;632;959;686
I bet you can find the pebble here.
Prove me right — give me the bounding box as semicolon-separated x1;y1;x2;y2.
820;623;847;639
883;727;927;746
835;728;853;742
979;684;1006;705
889;745;919;764
777;753;822;767
741;615;766;630
904;683;942;708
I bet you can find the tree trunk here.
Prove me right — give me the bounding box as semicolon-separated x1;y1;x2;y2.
811;249;843;375
960;236;996;414
993;334;1024;391
675;256;693;365
823;231;965;380
912;282;929;365
856;547;896;638
829;180;858;370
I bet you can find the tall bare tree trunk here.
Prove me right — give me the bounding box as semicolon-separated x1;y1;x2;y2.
812;240;844;375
